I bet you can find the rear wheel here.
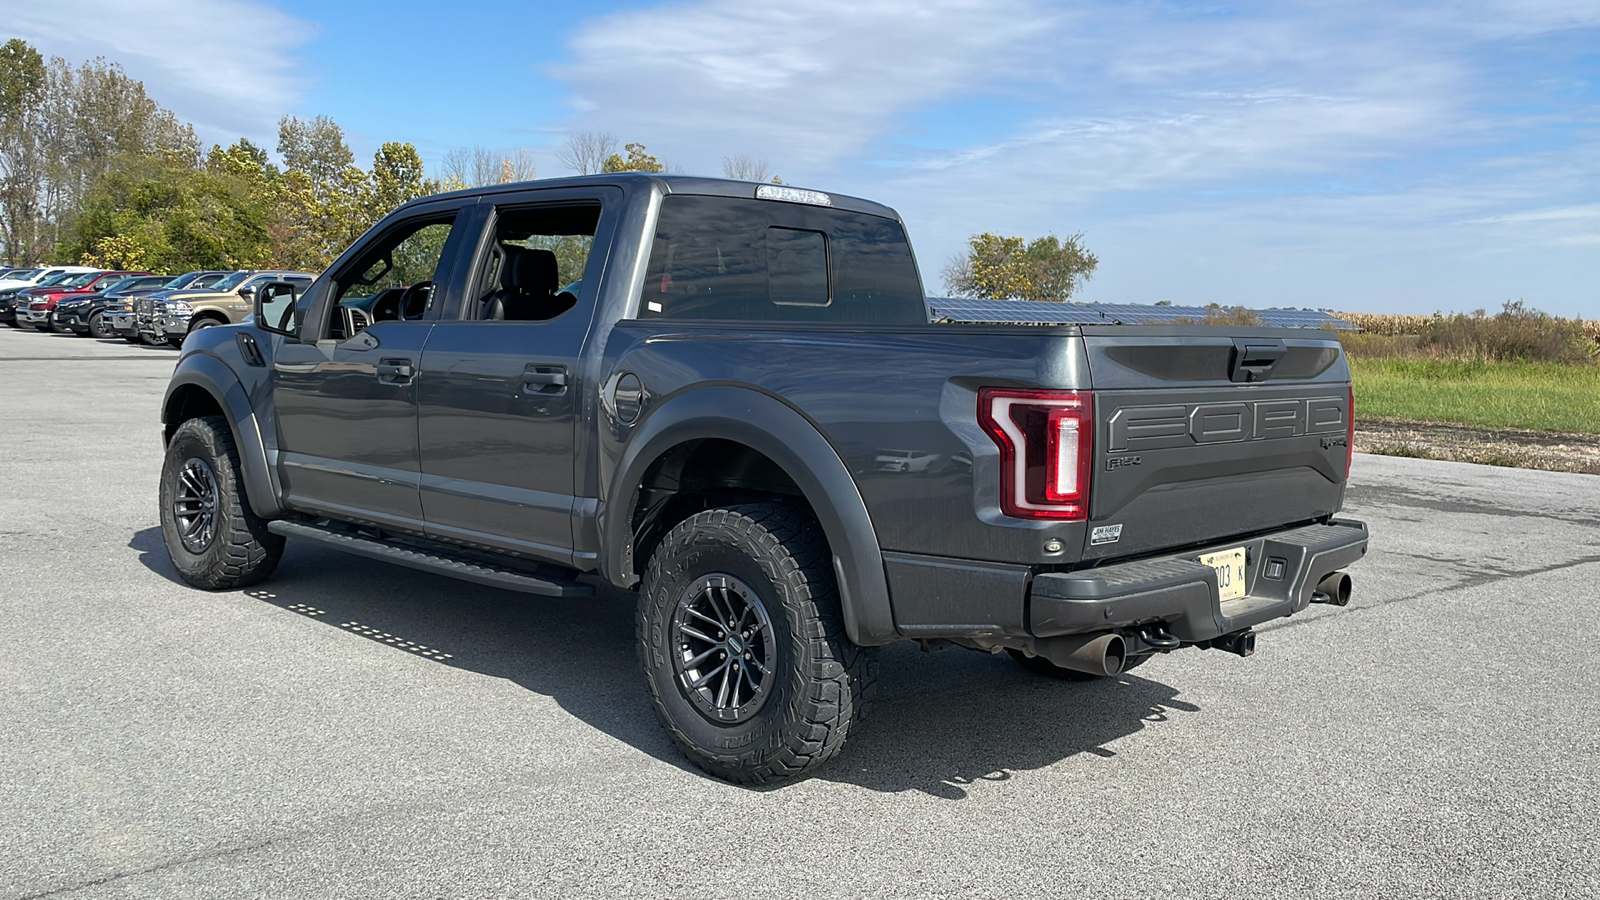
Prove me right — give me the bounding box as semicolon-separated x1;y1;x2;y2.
638;504;876;784
159;416;284;589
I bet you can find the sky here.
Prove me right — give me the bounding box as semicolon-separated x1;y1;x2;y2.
3;0;1597;317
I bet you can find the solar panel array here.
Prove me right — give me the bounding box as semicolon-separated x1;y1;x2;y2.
925;298;1357;330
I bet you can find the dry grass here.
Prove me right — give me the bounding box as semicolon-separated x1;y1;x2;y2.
1336;303;1600;365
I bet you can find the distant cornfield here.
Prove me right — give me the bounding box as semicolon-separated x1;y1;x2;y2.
1335;305;1600;364
1340;310;1600;344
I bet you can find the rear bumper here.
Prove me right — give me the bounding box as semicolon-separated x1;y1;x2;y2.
1029;520;1368;642
883;520;1368;643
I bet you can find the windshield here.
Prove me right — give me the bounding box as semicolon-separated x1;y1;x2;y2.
162;273;200;289
2;268;40;280
34;273;70;287
208;271;250;291
191;272;232;289
59;272;101;288
95;277;138;294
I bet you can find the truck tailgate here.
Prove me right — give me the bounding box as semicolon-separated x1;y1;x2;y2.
1082;327;1351;560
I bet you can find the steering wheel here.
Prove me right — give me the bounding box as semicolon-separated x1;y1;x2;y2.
398;281;433;320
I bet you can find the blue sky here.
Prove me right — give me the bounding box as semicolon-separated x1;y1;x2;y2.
4;0;1597;316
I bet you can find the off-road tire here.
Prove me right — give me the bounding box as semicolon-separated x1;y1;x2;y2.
159;415;284;590
87;311;110;339
638;504;877;784
1007;647;1150;681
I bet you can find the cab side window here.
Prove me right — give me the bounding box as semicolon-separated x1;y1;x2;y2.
467;203;599;322
331;215;461;333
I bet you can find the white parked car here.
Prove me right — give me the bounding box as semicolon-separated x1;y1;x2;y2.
0;265;100;294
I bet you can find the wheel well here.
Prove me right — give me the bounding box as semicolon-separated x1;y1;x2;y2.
163;384;226;444
189;312;229;329
629;439;811;576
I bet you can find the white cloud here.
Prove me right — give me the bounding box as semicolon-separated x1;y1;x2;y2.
0;0;317;143
553;0;1055;171
548;0;1598;314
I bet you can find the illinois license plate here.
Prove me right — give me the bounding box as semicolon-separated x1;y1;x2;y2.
1200;547;1247;602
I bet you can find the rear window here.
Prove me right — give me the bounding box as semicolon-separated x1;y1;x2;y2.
636;195;925;325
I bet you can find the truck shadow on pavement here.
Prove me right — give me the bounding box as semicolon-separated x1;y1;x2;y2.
130;527;1202;798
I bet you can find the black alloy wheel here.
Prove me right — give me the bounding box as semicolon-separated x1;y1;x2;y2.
87;311;110;339
171;457;220;554
670;573;778;724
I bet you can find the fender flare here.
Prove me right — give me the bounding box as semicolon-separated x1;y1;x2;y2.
600;385;897;646
161;353;283;519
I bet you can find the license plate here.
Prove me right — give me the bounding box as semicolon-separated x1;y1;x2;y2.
1200;547;1248;602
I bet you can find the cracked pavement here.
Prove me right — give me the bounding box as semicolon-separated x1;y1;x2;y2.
2;330;1597;899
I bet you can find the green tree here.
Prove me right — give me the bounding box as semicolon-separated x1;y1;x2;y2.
942;232;1099;302
601;142;665;173
62;148;272;273
277;114;353;185
0;39;46;263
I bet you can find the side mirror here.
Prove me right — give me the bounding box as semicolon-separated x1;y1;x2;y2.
238;285;256;299
255;281;300;338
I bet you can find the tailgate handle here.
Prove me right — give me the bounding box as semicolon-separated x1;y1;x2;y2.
1230;339;1286;383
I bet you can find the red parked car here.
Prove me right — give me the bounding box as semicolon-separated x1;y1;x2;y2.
19;271;151;332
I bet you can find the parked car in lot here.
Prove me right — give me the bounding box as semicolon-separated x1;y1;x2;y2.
2;270;96;327
138;270;313;345
0;265;99;296
54;274;173;336
3;266;100;292
103;271;235;341
157;174;1367;783
23;271;150;332
16;271;109;329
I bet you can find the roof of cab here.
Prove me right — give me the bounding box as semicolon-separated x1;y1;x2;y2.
405;172;902;222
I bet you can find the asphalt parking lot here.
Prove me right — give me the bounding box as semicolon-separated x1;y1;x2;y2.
2;327;1597;899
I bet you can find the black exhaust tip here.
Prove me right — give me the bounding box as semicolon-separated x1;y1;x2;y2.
1313;571;1353;606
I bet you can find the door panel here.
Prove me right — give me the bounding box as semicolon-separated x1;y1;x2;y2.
416;322;584;560
270;200;477;531
273;322;434;529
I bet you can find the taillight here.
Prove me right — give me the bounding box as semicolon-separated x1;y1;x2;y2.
978;388;1093;520
1346;384;1355;476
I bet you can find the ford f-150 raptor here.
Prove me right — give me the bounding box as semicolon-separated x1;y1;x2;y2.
157;174;1367;783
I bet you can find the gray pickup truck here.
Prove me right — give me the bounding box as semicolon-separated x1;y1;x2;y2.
158;174;1367;783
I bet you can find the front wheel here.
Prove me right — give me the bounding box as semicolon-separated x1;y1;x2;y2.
87;311;111;339
159;416;284;589
638;504;877;784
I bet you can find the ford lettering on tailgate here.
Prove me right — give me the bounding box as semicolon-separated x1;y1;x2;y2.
1107;397;1347;452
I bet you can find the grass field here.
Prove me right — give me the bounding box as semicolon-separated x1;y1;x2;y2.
1351;358;1600;434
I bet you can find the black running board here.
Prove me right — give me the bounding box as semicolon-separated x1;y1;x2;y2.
267;520;593;597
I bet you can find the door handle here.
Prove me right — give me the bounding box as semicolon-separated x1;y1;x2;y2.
376;358;415;383
522;365;568;394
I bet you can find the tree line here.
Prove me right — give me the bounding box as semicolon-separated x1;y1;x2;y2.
0;37;1096;299
0;40;771;274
